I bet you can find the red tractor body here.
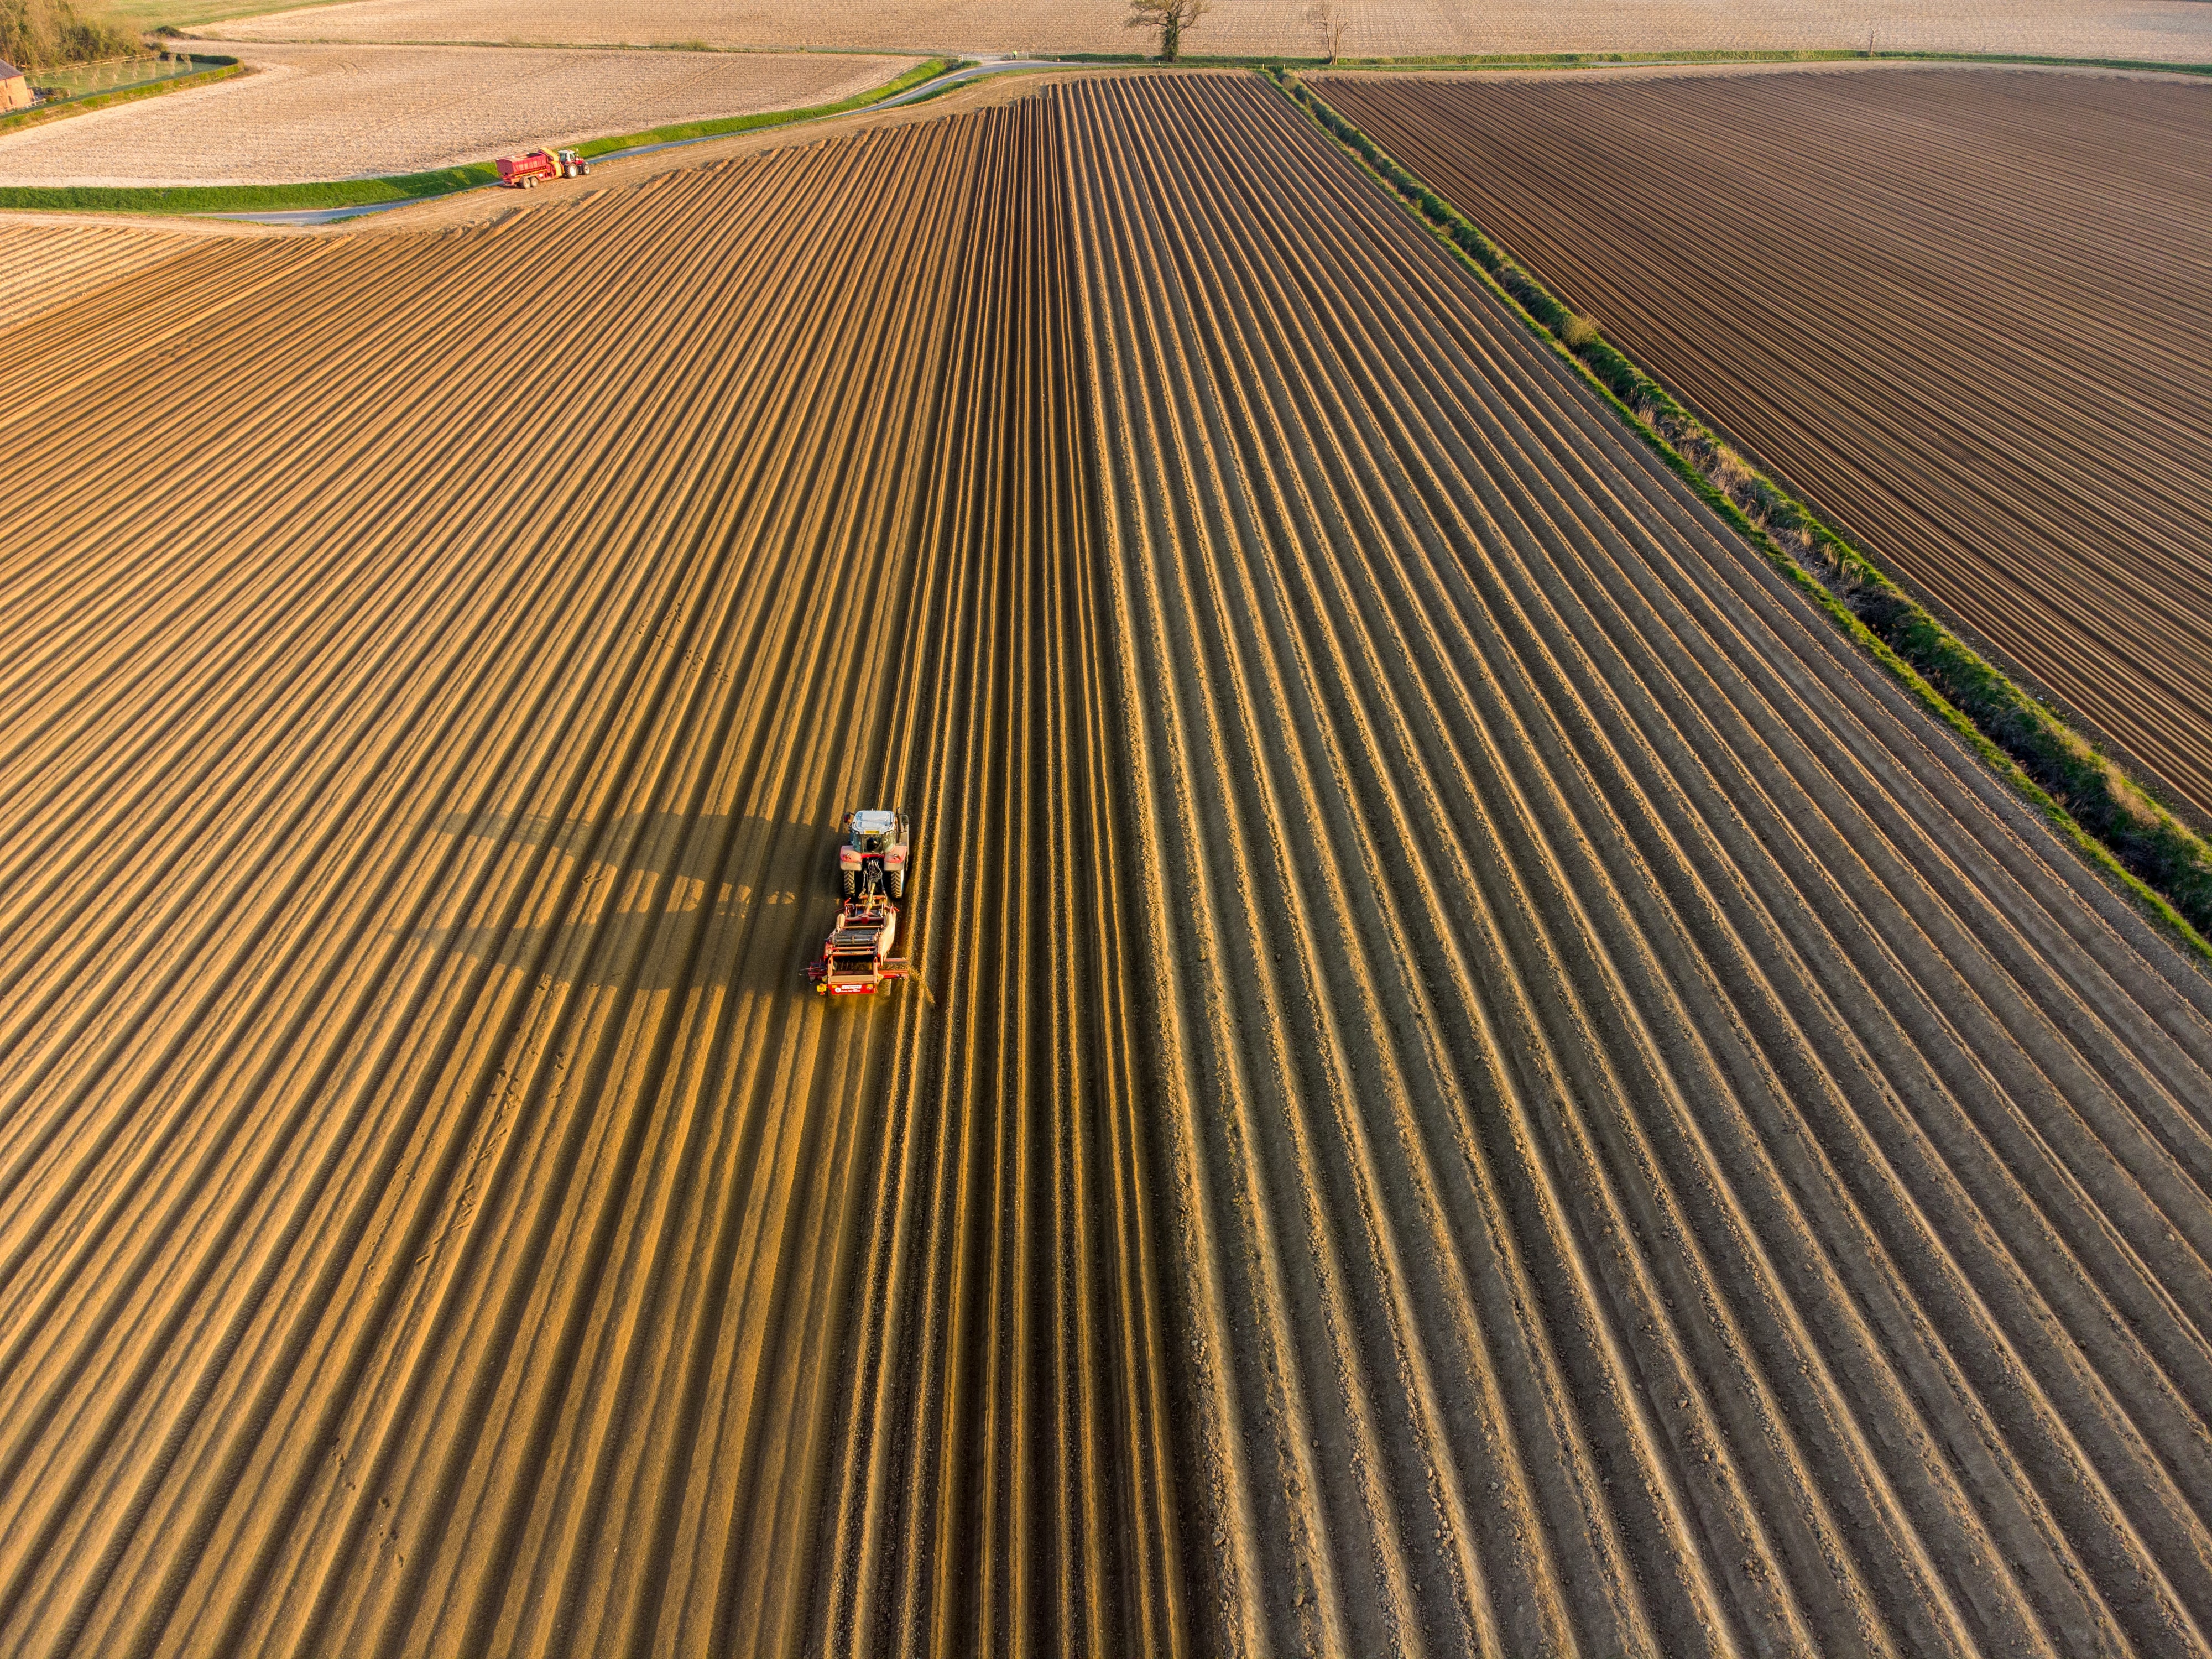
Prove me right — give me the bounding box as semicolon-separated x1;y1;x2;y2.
804;890;909;997
496;147;589;188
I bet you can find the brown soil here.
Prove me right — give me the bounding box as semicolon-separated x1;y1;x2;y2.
1318;66;2212;823
0;220;209;326
3;69;2210;1659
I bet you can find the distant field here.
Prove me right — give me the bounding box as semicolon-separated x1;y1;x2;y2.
202;0;2212;62
0;43;915;184
1321;65;2212;820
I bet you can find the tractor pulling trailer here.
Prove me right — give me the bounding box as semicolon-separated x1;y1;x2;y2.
804;809;914;998
496;147;589;187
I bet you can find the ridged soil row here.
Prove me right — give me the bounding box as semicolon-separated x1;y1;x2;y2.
0;105;1168;1656
1066;71;2212;1659
1315;70;2212;817
0;221;210;332
806;95;1183;1659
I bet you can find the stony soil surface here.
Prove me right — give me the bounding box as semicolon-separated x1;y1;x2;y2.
4;70;2209;1659
208;0;2212;61
0;41;914;184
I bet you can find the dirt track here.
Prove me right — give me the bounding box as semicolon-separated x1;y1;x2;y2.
1318;67;2212;821
5;70;2212;1658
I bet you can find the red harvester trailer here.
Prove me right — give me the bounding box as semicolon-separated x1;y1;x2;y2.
804;886;910;998
496;147;589;188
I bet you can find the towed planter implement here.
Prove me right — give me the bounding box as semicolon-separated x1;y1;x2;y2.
804;879;910;998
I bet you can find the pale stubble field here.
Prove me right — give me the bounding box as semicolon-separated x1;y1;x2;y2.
207;0;2212;61
0;43;915;184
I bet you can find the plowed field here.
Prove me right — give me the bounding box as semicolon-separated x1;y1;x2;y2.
205;0;2212;64
6;70;2212;1659
1317;67;2212;821
0;105;1178;1656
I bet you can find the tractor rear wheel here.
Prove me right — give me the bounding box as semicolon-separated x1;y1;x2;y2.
841;869;857;898
888;868;904;899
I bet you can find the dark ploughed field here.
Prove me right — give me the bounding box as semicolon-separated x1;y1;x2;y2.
1319;67;2212;821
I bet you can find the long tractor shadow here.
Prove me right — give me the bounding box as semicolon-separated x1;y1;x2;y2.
401;807;896;1001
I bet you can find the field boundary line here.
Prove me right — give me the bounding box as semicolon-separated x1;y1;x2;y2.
1269;66;2212;964
0;54;957;217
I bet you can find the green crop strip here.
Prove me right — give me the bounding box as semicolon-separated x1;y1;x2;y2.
0;161;501;213
1267;65;2212;962
0;54;956;215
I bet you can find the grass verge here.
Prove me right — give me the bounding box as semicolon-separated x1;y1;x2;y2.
0;53;954;215
0;54;239;137
1269;65;2212;962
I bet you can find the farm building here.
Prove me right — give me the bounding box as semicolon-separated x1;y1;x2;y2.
0;60;32;111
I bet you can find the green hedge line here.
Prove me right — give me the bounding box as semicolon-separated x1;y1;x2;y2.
1273;68;2212;957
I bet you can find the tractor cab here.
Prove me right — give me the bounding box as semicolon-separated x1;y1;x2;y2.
838;807;911;898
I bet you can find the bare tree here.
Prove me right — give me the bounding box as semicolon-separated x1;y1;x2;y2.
1126;0;1212;62
1310;0;1348;64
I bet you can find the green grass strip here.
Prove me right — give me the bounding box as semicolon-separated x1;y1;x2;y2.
0;54;955;215
1267;65;2212;962
0;161;500;213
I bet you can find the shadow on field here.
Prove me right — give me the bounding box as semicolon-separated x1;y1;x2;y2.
400;807;845;996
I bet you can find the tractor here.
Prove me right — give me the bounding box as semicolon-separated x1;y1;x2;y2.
838;808;910;899
495;147;589;188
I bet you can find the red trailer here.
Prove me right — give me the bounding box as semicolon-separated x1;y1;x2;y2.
804;888;910;997
496;147;589;188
